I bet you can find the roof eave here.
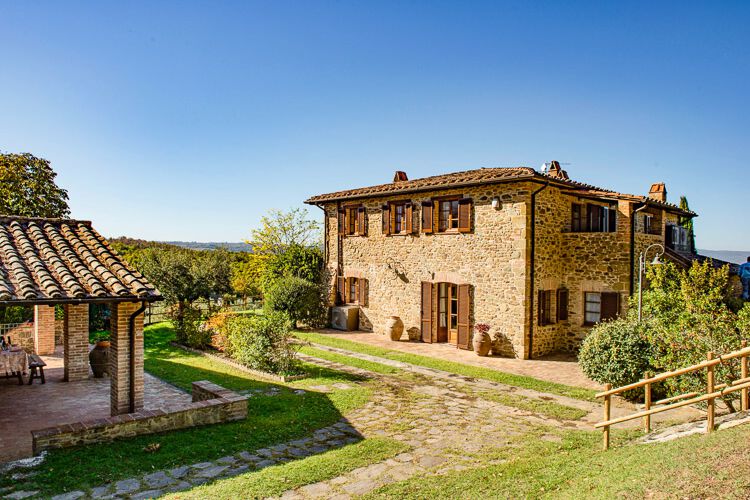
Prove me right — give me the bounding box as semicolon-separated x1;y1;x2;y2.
0;295;164;307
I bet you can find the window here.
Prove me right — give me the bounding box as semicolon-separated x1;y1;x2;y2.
383;202;413;235
556;288;569;321
538;290;553;326
666;224;690;253
337;276;368;305
450;283;459;331
584;292;619;325
643;214;653;234
347;277;359;304
439;199;460;232
338;206;367;236
570;203;617;233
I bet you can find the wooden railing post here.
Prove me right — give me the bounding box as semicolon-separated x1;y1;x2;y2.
742;341;748;412
706;352;715;433
603;383;611;450
643;372;651;433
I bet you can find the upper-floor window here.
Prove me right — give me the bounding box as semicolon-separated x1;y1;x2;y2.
666;224;690;253
382;202;414;235
584;292;620;325
571;203;617;233
421;197;472;234
641;212;662;235
338;205;367;237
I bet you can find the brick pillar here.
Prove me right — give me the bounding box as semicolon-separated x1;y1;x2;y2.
64;304;90;381
33;305;56;355
110;302;145;416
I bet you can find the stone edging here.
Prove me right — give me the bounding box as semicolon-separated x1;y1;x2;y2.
170;342;306;382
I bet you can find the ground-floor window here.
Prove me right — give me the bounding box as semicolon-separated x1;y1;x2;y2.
584;291;620;325
337;275;368;306
538;290;553;326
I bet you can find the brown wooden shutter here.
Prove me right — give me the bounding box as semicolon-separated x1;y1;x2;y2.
421;282;433;343
557;288;569;321
405;202;413;234
537;290;546;326
600;292;620;321
571;203;582;232
337;209;345;235
457;284;471;349
357;207;367;236
458;198;472;233
608;207;617;232
337;276;346;304
381;205;390;235
421;201;433;234
359;279;368;306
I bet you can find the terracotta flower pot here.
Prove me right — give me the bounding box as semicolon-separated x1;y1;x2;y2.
472;331;492;356
386;316;404;341
89;342;110;378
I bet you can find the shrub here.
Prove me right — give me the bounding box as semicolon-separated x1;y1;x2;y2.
202;311;233;352
173;303;211;348
225;312;300;375
579;318;653;400
264;276;325;328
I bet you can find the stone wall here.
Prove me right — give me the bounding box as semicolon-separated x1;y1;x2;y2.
2;323;34;353
325;183;532;358
32;381;247;454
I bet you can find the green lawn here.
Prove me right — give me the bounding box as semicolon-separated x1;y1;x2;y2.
299;345;402;375
365;424;750;499
295;331;597;401
165;437;409;499
2;323;374;497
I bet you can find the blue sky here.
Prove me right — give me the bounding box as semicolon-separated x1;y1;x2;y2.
1;1;748;249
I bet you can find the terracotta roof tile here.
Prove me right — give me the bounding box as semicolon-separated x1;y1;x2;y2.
304;167;696;216
0;216;162;304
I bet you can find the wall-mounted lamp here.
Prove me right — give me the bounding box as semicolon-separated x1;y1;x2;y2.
491;197;502;210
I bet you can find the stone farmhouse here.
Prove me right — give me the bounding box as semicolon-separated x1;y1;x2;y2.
305;162;700;359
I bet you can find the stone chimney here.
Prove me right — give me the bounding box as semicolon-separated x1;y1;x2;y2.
547;161;569;180
648;183;667;203
393;171;408;182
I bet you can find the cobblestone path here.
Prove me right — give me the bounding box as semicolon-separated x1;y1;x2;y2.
6;349;599;500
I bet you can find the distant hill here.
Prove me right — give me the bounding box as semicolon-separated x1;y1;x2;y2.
698;249;749;265
165;241;252;253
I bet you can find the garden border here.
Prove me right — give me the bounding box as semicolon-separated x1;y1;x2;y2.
170;342;306;382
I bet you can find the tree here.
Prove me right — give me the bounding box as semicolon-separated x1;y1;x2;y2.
138;247;231;342
679;196;696;254
261;243;324;292
0;153;70;218
247;208;321;256
230;254;266;304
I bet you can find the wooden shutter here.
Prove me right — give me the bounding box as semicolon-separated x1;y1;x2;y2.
421;201;433;234
381;205;390;235
587;205;600;232
571;203;582;232
337;276;346;305
556;288;569;321
600;292;620;321
337;209;346;235
359;279;368;306
457;284;471;349
405;202;413;234
421;282;433;343
357;207;367;236
537;290;546;326
458;198;472;233
607;207;617;232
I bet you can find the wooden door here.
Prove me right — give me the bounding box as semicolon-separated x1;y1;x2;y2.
448;284;459;344
421;282;434;343
437;283;448;343
456;284;471;350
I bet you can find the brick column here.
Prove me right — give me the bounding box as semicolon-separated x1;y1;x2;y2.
33;305;56;355
110;302;145;416
64;304;90;381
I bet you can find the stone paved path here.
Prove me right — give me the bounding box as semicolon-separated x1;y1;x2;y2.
6;349;601;500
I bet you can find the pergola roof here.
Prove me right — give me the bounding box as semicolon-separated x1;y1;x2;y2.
0;216;162;305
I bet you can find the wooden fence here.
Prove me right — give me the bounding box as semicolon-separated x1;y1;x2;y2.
596;340;750;450
143;299;259;325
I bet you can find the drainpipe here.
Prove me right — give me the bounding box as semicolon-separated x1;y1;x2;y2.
128;301;147;413
630;203;647;296
528;181;549;360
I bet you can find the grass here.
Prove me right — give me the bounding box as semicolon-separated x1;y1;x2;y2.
298;345;402;375
2;322;374;497
164;437;409;499
365;424;750;499
476;390;588;420
295;331;597;401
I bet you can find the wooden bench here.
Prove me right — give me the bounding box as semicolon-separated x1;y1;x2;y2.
28;354;46;385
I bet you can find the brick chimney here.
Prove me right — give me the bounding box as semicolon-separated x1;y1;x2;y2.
393;171;408;182
648;183;667;203
547;161;569;180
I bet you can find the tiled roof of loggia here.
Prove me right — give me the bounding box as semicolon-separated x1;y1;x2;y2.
0;215;162;305
304;166;696;216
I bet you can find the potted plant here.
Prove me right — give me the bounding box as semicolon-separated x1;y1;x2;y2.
472;323;492;356
88;331;110;377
